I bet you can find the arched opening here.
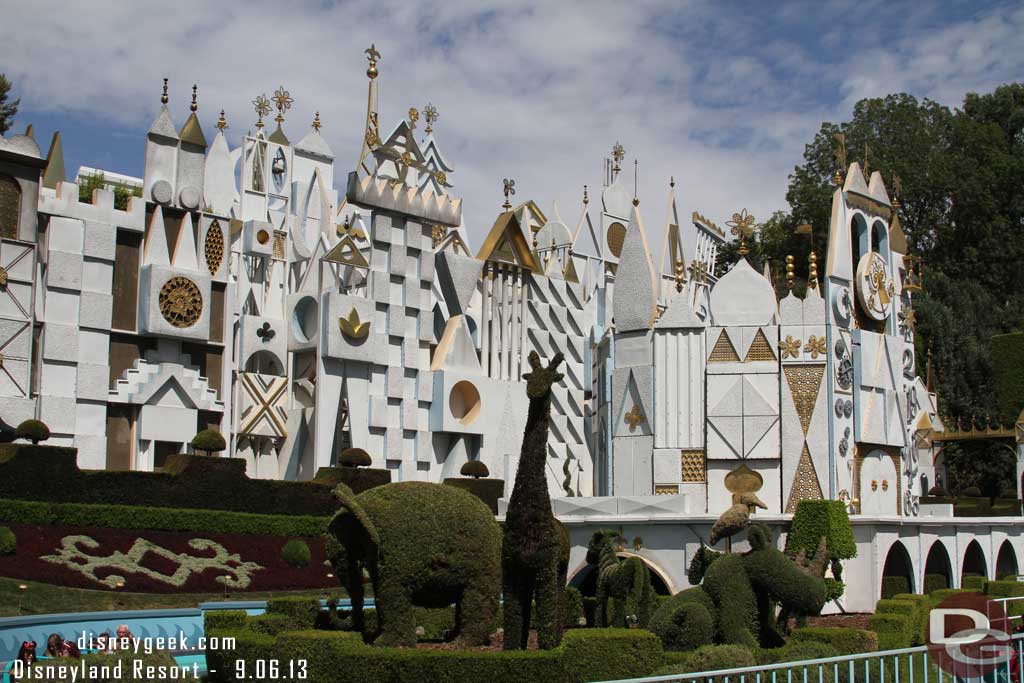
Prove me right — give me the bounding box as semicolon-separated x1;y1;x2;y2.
0;173;22;239
245;350;284;376
850;214;869;282
569;555;672;598
961;539;988;585
871;220;889;263
881;540;915;597
924;542;953;593
996;541;1019;579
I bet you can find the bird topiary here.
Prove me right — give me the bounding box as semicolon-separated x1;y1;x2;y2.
15;419;50;445
281;539;311;568
339;447;372;468
460;460;490;479
0;526;15;555
190;428;226;456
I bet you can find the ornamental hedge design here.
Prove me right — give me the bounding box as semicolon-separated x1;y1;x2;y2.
15;419;49;444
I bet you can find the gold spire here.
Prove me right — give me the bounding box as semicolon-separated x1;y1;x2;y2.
808;251;819;289
583;184;589;205
161;78;169;105
407;107;419;130
632;159;639;206
674;258;684;293
365;43;381;79
253;94;271;130
423;103;438;134
190;84;198;112
726;209;757;257
502;178;516;211
312;111;321;132
215;110;227;131
272;86;293;124
785;254;795;289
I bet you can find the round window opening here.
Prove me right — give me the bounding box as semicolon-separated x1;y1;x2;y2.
449;380;481;425
291;296;318;343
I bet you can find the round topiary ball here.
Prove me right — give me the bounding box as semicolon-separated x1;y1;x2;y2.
928;485;949;497
191;428;226;455
963;486;982;497
339;447;372;468
460;460;490;479
0;526;15;555
282;539;311;568
15;419;50;445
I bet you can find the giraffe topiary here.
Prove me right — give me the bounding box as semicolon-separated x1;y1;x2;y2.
502;351;570;650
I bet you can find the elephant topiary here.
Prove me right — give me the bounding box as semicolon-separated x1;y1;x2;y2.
649;524;828;651
586;529;655;628
327;481;502;647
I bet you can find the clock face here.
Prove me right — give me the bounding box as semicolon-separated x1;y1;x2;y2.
855;252;894;322
159;276;203;328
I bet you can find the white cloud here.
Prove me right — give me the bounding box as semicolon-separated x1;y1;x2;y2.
1;0;1020;260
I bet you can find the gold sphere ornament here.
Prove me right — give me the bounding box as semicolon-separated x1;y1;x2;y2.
159;276;203;328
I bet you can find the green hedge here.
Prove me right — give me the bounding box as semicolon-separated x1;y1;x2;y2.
985;580;1024;618
282;539;312;567
924;573;949;594
991;332;1024;425
653;644;756;679
878;597;924;645
206;623;661;683
0;497;328;536
443;477;505;514
0;525;15;555
785;500;857;562
881;575;910;599
962;574;987;591
868;613;913;650
790;626;878;655
0;446;340;516
313;466;392;494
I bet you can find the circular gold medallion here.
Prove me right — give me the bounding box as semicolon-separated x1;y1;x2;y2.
159;276;203;328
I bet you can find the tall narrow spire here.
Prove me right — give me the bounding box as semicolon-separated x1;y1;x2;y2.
356;44;382;176
161;78;169;105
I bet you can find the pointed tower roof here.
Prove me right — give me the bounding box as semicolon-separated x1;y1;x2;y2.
172;212;199;271
612;203;658;331
149;106;179;141
268;123;289;146
843;162;869;196
476;211;539;272
659;179;685;281
295;118;334;160
42;131;66;189
179;112;207;148
144;206;171;266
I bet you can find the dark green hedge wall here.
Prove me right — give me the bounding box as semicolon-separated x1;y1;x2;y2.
0;446;340;516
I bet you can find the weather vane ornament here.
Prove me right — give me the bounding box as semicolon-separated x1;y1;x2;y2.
502;178;516;210
365;43;381;79
253;94;271;130
726;208;757;257
423;103;438;134
312;111;321;132
612;142;625;172
272;86;293;124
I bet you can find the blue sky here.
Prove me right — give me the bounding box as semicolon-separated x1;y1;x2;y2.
2;0;1021;249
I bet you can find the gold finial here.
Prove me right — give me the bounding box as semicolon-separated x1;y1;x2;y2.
726;209;757;256
612;141;625;172
253;94;271;130
423;103;438;134
215;110;228;131
407;107;419;130
632;159;639;206
785;254;795;289
833;131;847;186
808;251;819;289
365;43;381;79
161;78;169;105
583;184;589;204
312;111;321;131
502;178;516;211
674;258;685;293
190;84;198;112
272;86;293;124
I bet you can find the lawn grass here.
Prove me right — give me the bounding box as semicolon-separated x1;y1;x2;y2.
0;577;348;617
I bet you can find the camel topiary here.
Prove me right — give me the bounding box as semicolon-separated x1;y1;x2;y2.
328;481;501;647
586;529;655;627
650;524;828;651
503;351;570;650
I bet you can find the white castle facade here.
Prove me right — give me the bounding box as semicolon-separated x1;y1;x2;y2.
1;51;1022;611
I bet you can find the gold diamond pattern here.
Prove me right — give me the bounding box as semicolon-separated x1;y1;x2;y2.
784;364;825;436
680;449;706;483
709;330;740;362
785;444;824;512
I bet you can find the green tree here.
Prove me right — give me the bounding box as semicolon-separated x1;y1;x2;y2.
0;74;19;135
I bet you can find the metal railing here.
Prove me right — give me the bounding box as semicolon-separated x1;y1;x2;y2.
589;632;1024;683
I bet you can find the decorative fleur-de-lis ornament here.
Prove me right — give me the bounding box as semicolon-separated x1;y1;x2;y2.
726;209;757;257
502;178;516;210
339;308;370;340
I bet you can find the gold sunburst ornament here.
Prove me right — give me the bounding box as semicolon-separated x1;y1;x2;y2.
339;308;370;340
272;86;293;124
726;209;757;256
253;94;271;130
159;276;203;328
423;103;439;134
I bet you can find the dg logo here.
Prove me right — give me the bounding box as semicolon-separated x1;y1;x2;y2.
928;590;1020;681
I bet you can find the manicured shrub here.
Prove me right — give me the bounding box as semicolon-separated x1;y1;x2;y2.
15;419;49;444
560;629;663;683
564;586;584;628
315;465;391;495
963;486;982;497
786;500;857;562
0;525;15;555
266;597;322;630
460;460;490;478
0;444;339;516
868;612;913;650
876;598;922;645
924;573;949;594
647;587;716;651
338;447;372;467
652;644;757;679
282;539;311;568
881;575;909;598
928;485;950;497
190;428;226;456
774;641;840;681
962;574;987;591
790;626;878;654
892;593;931;645
204;610;249;632
443;477;504;514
